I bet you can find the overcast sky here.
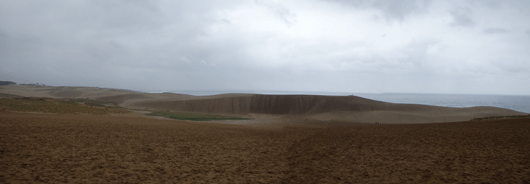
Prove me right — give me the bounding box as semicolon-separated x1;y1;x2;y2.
1;0;529;95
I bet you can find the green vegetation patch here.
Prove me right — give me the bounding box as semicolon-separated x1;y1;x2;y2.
473;114;530;121
67;98;119;107
146;111;250;121
0;97;129;115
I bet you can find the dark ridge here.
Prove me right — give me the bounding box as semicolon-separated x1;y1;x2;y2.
0;81;16;86
248;95;439;115
248;95;385;114
132;96;252;115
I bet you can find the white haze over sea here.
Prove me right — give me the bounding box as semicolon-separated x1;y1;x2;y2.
145;90;530;114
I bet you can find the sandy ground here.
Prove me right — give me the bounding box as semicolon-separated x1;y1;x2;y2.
1;85;530;183
1;110;529;183
1;85;527;124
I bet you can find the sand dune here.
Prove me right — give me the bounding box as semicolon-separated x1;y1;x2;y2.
132;96;252;115
308;106;524;124
1;85;527;124
2;85;530;183
126;94;527;124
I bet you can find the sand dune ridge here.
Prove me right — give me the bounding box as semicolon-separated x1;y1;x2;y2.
1;85;527;124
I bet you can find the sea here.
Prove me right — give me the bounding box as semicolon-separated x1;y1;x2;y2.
146;90;530;114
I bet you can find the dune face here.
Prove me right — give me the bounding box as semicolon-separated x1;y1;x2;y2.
131;95;431;115
249;95;386;114
133;96;253;115
130;95;389;115
1;85;527;124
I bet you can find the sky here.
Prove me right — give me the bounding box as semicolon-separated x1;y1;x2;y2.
1;0;529;95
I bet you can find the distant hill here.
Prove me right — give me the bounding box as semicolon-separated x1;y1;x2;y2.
0;81;16;86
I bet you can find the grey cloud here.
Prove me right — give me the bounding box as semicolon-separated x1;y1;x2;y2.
323;0;431;21
483;28;508;34
221;19;231;24
449;7;475;27
314;39;440;75
491;58;530;74
83;0;163;29
0;0;213;86
373;0;431;21
469;0;502;9
526;30;530;35
254;0;297;26
399;39;440;67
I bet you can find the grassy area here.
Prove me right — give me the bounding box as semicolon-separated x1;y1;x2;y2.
0;97;129;115
146;111;250;121
67;98;119;107
473;114;530;121
0;97;249;120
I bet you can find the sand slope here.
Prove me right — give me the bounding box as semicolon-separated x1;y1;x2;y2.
132;96;253;115
1;85;527;124
249;95;386;114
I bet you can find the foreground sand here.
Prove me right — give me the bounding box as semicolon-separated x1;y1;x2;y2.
1;110;529;183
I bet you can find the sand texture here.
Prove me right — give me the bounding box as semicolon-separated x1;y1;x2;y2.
1;111;530;183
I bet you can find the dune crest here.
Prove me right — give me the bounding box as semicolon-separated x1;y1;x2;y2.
1;85;527;124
